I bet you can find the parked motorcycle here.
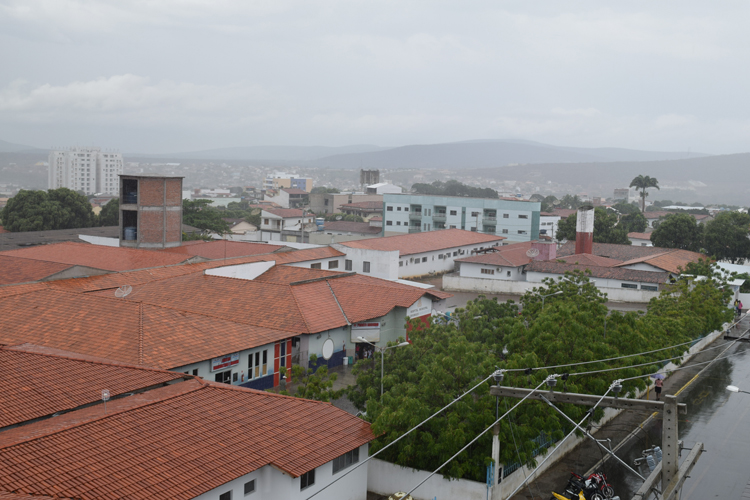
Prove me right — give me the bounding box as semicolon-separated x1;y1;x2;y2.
550;471;617;500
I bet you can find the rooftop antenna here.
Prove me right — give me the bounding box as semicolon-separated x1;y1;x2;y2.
526;248;540;258
114;285;132;298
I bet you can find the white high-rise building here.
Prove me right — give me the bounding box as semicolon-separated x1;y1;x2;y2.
48;147;123;196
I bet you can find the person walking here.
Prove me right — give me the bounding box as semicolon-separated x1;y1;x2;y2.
739;300;744;317
655;378;663;401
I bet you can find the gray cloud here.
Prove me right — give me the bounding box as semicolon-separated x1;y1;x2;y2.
1;1;749;153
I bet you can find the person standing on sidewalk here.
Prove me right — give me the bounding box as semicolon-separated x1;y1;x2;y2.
655;378;663;400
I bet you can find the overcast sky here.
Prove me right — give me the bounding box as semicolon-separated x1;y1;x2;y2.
1;1;749;154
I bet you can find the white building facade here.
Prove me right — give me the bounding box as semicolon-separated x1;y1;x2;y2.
48;147;123;195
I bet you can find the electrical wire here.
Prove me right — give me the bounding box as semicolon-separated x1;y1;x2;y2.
402;378;551;499
505;397;542;500
305;372;496;499
618;344;750;383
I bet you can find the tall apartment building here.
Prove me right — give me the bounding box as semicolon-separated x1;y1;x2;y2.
48;147;123;196
263;172;313;192
382;193;541;242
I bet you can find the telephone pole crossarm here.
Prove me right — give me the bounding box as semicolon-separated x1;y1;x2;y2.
490;386;687;414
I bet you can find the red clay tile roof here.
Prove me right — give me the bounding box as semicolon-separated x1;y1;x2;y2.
0;492;62;499
0;379;374;500
615;249;705;274
525;261;670;284
0;288;293;369
557;241;669;261
341;228;505;256
627;232;653;240
0;242;190;272
555;253;621;267
263;208;305;218
254;265;343;284
551;209;577;218
455;242;534;267
0;255;71;285
161;240;285;259
322;221;381;234
0;226;8;234
0;344;185;429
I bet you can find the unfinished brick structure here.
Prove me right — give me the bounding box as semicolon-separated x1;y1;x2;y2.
119;174;183;249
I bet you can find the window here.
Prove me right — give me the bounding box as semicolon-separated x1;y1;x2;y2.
328;260;339;269
481;268;495;275
621;283;638;289
502;229;509;234
215;370;231;384
311;263;322;269
404;207;409;212
470;227;477;231
386;221;393;226
438;254;444;259
399;261;403;267
192;369;198;376
503;214;509;219
641;285;658;291
332;448;360;474
345;259;353;271
518;230;527;235
450;210;457;216
300;469;316;490
396;221;401;225
518;214;528;219
220;492;232;500
363;261;371;273
449;225;456;229
471;211;480;217
264;219;269;225
453;251;457;256
244;480;256;495
262;350;268;375
397;207;402;211
386;206;393;211
324;199;329;205
506;271;512;277
422;257;427;262
485;226;496;233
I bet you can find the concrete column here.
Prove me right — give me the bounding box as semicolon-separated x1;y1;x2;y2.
661;395;679;490
491;423;501;498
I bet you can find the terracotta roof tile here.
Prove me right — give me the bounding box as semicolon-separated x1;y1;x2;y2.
0;380;374;500
615;249;705;274
0;242;190;272
555;253;621;267
627;232;653;240
455;242;534;267
341;228;505;256
263;208;305;218
0;256;72;285
160;240;285;259
339;201;383;210
526;261;669;283
557;242;668;261
0;345;185;429
321;221;381;234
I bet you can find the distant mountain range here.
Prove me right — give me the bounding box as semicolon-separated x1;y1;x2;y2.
129;144;387;161
0;139;38;153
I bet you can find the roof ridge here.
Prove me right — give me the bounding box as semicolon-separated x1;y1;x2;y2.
138;302;144;365
0;380;205;451
0;345;187;378
288;284;313;333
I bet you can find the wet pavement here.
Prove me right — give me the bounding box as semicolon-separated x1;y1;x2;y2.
509;316;750;500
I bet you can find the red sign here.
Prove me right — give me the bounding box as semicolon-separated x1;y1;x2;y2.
211;353;239;372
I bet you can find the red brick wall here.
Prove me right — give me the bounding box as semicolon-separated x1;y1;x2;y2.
166;211;182;243
139;211;164;244
165;179;182;206
139;178;165;207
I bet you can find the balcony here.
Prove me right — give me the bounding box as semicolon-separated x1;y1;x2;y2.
483;216;497;224
433;212;447;222
408;226;422;233
409;212;423;221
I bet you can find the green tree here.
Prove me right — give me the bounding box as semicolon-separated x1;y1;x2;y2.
618;212;648;233
311;186;340;194
556;207;629;244
611;202;640;215
276;355;342;402
1;188;94;232
411;180;498;199
182;199;231;234
558;194;583;210
540;195;558;212
650;213;703;251
98;198;120;226
629;175;660;212
703;211;750;264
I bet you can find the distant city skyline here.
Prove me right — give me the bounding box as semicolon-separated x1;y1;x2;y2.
2;2;750;154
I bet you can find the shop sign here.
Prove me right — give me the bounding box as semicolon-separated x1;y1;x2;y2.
211;352;239;372
352;322;380;342
407;297;431;319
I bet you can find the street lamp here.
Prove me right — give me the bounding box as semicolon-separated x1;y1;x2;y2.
540;290;563;308
357;337;410;401
727;385;750;395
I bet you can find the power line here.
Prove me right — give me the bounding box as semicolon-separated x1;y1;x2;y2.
402;377;552;499
305;372;496;500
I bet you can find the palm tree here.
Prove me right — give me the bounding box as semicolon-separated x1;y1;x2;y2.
629;175;659;212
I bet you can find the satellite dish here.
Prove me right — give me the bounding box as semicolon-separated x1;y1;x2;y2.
101;389;110;402
114;285;132;298
335;216;343;221
322;338;335;360
526;248;540;258
552;200;560;206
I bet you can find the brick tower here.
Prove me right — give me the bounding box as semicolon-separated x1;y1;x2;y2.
119;174;183;249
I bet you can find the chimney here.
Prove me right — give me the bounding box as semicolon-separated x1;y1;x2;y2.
531;241;556;261
575;205;594;255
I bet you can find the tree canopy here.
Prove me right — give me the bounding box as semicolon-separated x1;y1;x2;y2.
311;186;341;194
411;180;498;199
348;270;733;482
98;198;119;227
618;212;648;233
650;213;703;251
555;207;630;244
703;211;750;264
1;188;94;232
629;175;659;212
182;199;231;234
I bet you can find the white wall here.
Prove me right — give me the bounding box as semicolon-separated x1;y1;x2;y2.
368;458;486;500
194;444;369;500
539;215;560;241
79;235;120;247
397;241;503;279
620;262;663;272
331;244;399;280
630;237;653;247
459;262;524;281
173;342;277;386
443;274;537;295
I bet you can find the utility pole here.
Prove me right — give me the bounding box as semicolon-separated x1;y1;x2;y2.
489;385;702;500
